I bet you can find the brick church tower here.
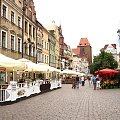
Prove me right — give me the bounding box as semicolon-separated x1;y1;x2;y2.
72;38;92;64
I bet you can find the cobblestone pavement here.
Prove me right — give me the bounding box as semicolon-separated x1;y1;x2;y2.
1;81;120;120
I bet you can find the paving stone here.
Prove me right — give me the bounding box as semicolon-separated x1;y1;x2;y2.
0;81;120;120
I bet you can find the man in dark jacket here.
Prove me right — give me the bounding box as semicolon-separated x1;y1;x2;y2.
76;75;79;88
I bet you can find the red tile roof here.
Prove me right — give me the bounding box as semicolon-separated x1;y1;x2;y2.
72;48;80;55
78;38;90;46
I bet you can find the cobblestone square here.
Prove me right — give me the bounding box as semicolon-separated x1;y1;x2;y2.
0;81;120;120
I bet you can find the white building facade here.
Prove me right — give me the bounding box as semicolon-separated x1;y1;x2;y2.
72;53;89;74
103;44;118;62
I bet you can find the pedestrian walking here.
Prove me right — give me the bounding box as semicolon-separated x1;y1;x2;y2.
79;77;82;85
96;75;101;89
81;76;85;86
76;75;79;88
72;79;76;89
90;76;93;84
92;75;97;90
87;76;91;86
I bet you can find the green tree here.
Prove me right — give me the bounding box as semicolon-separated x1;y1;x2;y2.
89;50;118;73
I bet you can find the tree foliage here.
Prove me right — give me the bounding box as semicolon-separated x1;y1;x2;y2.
89;50;118;74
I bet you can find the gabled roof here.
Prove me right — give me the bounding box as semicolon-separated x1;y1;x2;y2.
78;38;90;46
103;44;116;50
47;20;57;31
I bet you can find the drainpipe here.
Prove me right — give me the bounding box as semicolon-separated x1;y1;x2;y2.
36;20;37;63
48;36;50;66
22;0;25;58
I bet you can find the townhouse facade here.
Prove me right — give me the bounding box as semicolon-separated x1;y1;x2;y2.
48;30;56;67
72;52;89;73
0;0;24;82
67;45;73;70
58;25;73;70
22;0;37;62
47;21;60;68
103;44;118;62
103;44;120;67
42;27;49;65
0;0;87;74
36;20;43;63
59;25;65;70
0;0;23;59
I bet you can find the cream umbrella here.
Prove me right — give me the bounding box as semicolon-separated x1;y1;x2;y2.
0;53;26;71
17;58;47;72
0;54;26;81
38;63;61;72
18;58;36;72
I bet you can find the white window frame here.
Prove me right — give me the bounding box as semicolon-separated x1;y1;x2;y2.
18;37;22;52
1;30;7;48
2;3;8;19
10;34;15;51
11;10;15;24
18;16;22;28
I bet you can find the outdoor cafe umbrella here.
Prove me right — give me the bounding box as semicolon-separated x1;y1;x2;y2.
0;53;26;81
38;63;61;72
95;68;119;77
0;53;26;71
17;58;47;72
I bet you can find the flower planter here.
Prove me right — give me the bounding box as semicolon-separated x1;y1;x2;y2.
109;86;113;89
105;86;108;89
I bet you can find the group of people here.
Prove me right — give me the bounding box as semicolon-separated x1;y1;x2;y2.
92;74;101;90
72;75;86;89
72;74;101;90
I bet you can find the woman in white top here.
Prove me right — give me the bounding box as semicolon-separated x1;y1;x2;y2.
96;75;101;89
81;76;85;86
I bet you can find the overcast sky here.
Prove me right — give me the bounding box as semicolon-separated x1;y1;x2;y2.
34;0;120;56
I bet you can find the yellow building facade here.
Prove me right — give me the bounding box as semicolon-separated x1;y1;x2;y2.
0;0;23;59
0;0;23;83
42;26;49;79
47;21;60;68
22;0;37;63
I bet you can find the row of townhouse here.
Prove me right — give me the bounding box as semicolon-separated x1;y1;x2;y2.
0;0;37;61
0;0;74;71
